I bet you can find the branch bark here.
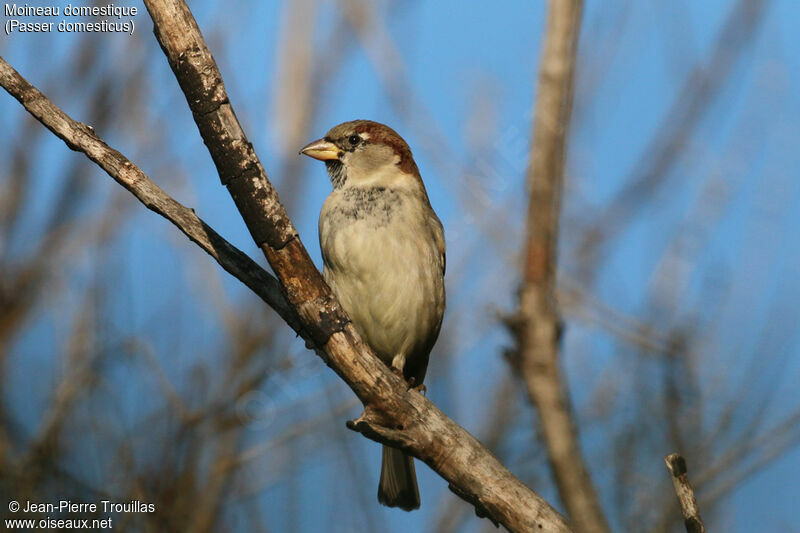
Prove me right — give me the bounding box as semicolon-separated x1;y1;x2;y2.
664;454;706;533
515;2;611;533
1;2;571;530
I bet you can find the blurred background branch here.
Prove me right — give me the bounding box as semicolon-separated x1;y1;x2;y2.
511;1;610;532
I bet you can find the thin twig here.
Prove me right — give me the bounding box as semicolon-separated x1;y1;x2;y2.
664;453;706;533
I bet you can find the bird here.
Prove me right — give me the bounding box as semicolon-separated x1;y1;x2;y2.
300;120;446;511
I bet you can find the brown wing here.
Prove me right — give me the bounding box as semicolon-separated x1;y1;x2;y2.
404;210;446;385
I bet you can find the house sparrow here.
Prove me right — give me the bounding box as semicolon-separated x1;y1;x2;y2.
300;120;446;511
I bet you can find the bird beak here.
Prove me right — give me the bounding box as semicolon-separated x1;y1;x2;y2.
299;138;340;161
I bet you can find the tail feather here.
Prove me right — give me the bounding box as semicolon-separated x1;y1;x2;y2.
377;445;420;511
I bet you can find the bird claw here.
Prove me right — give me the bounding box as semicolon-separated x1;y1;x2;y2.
407;377;427;396
390;367;426;394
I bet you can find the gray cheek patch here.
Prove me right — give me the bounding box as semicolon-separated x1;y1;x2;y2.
356;144;395;173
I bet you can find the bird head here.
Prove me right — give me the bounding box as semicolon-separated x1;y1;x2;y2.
300;120;421;189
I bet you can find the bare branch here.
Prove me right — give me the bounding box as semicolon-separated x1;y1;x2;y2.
664;454;706;533
515;1;610;532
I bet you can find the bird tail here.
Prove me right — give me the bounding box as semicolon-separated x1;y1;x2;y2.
377;445;420;511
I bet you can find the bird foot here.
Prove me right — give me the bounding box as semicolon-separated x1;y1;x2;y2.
390;364;426;395
407;377;426;396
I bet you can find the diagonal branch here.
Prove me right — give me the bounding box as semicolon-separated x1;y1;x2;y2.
1;3;570;531
514;1;611;532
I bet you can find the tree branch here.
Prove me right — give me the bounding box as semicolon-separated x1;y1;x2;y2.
0;1;571;529
664;454;706;533
514;1;611;532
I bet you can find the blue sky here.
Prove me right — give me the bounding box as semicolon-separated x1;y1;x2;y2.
2;1;800;531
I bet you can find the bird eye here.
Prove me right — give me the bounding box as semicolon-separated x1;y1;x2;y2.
348;134;360;146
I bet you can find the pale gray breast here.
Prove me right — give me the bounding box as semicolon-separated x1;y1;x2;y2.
319;186;445;368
